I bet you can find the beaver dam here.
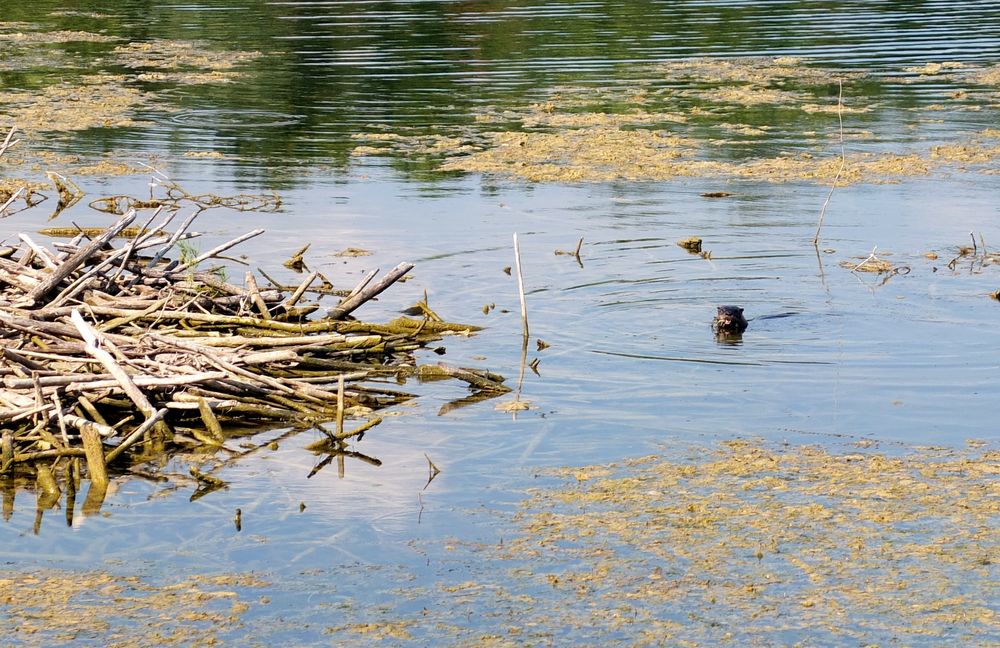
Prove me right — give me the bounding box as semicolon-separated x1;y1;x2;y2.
0;207;507;507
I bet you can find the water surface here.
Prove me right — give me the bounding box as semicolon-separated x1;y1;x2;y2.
1;2;998;645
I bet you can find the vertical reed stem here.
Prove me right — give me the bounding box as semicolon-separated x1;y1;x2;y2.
814;78;845;247
513;233;529;339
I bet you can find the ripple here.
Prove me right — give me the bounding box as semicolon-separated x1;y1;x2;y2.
169;109;304;129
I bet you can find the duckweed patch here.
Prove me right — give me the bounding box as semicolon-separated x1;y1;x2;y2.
113;39;262;84
0;24;118;45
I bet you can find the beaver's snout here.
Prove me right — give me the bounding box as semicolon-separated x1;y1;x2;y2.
713;305;748;334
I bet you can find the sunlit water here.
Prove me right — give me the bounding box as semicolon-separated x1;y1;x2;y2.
1;1;999;644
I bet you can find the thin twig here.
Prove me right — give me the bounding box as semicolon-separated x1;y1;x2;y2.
853;245;880;272
165;228;265;275
0;126;19;157
282;270;318;311
1;187;26;214
813;79;845;247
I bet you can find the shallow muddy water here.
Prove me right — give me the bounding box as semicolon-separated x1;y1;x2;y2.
1;2;999;645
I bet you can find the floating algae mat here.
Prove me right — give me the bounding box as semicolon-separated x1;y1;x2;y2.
325;439;998;645
0;25;263;179
0;208;506;498
0;570;267;645
351;57;1000;184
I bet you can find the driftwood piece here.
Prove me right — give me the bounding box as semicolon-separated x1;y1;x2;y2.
26;211;137;305
81;427;109;490
328;262;414;319
69;309;170;438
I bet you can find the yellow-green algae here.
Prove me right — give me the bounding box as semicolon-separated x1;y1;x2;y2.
0;23;118;45
1;74;152;133
496;439;997;643
0;33;262;182
351;57;1000;185
0;570;266;646
0;35;261;135
327;438;997;645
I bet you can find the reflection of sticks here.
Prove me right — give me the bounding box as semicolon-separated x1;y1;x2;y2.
306;447;382;479
813;243;829;293
555;237;584;267
514;333;529;403
814;79;845;247
423;453;440;490
513;233;529;338
436;390;506;416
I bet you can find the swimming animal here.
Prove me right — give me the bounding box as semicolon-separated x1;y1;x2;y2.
712;305;748;334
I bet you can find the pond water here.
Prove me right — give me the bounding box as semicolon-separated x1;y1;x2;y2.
1;1;999;645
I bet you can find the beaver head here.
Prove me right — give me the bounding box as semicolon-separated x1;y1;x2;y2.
713;305;748;334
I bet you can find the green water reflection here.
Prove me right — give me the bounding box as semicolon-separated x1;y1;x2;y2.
2;1;1000;186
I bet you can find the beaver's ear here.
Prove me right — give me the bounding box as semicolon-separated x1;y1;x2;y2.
738;307;744;314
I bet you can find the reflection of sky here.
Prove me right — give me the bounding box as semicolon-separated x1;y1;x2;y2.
7;167;998;562
2;167;998;557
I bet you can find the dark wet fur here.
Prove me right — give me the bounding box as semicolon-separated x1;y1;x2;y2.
713;305;748;334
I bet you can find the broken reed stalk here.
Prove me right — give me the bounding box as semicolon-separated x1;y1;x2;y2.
328;262;414;319
80;427;108;490
0;125;18;157
813;78;846;247
1;187;25;213
26;210;138;305
513;232;529;339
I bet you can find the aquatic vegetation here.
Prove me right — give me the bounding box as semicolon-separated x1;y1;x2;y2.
324;439;998;645
0;570;266;645
0;24;118;44
1;74;152;133
350;57;1000;185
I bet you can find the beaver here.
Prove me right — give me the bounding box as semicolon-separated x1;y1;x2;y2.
712;305;748;334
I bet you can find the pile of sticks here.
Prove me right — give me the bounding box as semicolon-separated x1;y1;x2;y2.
0;209;503;484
